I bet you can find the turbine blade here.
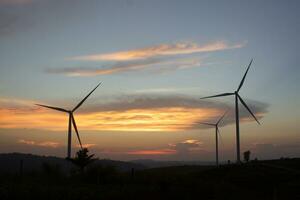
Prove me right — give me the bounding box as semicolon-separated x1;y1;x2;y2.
217;127;224;146
216;111;227;125
237;59;253;92
199;122;215;126
72;82;101;112
200;93;234;99
35;104;68;113
237;94;260;125
71;114;83;149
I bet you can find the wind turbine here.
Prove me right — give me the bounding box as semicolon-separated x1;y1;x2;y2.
36;83;101;159
200;111;227;166
200;59;260;163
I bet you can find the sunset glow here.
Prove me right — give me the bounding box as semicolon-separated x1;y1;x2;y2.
126;149;176;155
0;107;220;132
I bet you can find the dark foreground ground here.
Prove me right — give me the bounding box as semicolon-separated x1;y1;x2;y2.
0;156;299;200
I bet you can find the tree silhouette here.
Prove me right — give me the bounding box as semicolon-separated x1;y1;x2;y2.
243;150;251;162
69;148;96;173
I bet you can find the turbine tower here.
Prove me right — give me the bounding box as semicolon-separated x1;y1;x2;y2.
36;83;101;159
200;111;227;166
200;59;260;163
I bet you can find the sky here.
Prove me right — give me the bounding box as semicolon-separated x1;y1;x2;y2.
0;0;299;162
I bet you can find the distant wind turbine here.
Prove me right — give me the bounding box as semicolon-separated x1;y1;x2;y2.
200;111;227;166
36;83;101;159
200;59;260;163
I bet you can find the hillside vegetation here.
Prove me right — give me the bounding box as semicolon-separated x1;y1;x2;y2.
0;153;299;200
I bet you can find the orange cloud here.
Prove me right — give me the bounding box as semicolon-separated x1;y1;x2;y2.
76;143;97;148
70;41;246;61
182;139;203;145
0;96;267;132
125;139;203;156
0;107;219;132
18;139;60;148
18;139;35;145
76;107;220;132
126;149;176;155
169;139;204;155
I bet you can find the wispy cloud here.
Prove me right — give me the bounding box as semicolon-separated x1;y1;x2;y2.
18;139;60;148
70;41;246;61
76;143;97;148
125;139;203;156
47;57;202;76
169;139;204;155
0;97;38;108
18;139;35;145
0;97;40;114
48;40;245;76
134;87;202;94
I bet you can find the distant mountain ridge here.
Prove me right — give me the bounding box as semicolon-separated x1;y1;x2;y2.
0;153;146;173
0;153;220;174
130;159;215;168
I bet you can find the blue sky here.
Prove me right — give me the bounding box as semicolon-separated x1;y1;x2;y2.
0;0;299;161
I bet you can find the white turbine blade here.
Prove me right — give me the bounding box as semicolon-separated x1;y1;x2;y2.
216;111;227;125
35;104;69;113
237;59;253;92
217;127;224;147
237;94;260;125
71;114;83;149
72;82;101;112
199;122;215;126
200;93;234;99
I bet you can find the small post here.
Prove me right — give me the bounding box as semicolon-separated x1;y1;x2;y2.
131;168;135;180
216;126;219;167
19;159;23;179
